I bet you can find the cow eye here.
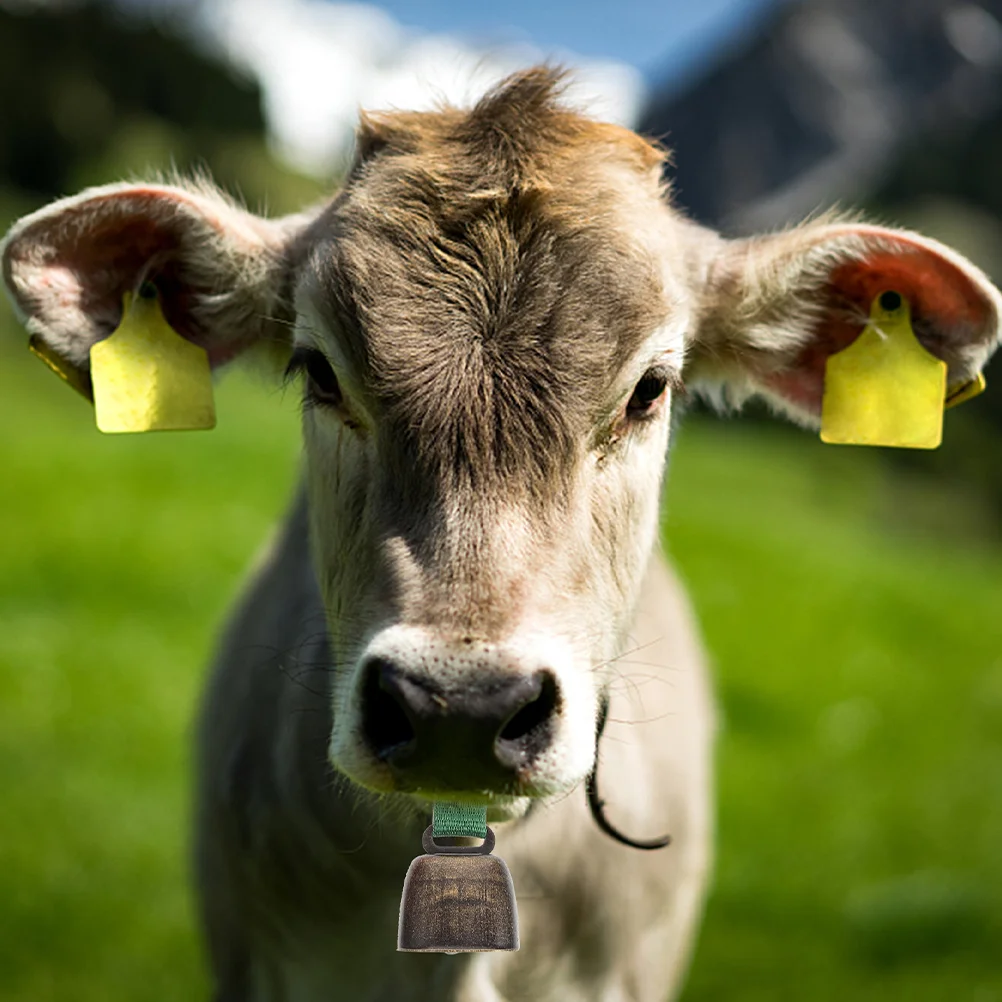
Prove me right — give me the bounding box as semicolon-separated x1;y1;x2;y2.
287;348;343;407
626;367;670;418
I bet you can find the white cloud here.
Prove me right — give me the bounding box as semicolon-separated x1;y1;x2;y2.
196;0;645;175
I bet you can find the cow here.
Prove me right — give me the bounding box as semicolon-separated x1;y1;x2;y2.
3;68;1000;1002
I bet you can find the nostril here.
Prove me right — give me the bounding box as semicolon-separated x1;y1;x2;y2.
361;658;416;761
497;671;559;762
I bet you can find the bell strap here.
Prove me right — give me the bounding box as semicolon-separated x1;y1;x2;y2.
432;801;487;839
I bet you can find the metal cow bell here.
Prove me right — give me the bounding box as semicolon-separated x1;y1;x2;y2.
398;826;519;953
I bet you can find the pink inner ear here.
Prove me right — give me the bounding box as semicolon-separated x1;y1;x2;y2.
9;199;193;345
80;216;186;331
763;241;992;416
8;186;259;356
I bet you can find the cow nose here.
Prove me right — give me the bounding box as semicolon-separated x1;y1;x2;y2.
359;657;559;789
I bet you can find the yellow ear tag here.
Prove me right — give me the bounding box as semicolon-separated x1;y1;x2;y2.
29;334;93;402
90;288;216;433
820;291;946;449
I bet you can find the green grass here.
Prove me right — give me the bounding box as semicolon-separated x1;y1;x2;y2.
0;323;301;1001
1;311;1000;1001
665;429;1002;1001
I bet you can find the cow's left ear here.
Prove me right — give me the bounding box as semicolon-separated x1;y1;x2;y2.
686;219;1002;425
1;180;318;392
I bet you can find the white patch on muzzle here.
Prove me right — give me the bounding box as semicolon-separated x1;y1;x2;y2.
329;622;598;801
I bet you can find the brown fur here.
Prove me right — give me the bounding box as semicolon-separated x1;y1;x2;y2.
299;69;668;502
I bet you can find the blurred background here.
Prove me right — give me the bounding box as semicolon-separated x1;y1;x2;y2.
1;0;1001;999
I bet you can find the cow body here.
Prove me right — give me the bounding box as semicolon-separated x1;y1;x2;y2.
196;489;713;1001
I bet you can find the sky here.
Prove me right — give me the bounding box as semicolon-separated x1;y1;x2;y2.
371;0;779;79
117;0;782;174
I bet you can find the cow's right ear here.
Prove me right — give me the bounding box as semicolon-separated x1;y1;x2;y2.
684;217;1002;427
1;180;318;392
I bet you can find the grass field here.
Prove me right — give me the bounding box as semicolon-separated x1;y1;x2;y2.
1;309;1000;1001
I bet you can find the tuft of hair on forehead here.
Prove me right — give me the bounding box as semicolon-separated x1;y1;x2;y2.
455;66;575;183
322;66;673;501
353;65;665;188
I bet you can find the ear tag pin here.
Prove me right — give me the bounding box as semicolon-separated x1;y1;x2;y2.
398;801;519;953
821;290;946;449
90;284;216;433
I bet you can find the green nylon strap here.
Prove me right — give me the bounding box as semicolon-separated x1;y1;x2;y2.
432;801;487;839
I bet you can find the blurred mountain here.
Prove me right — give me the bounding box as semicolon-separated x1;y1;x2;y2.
0;0;323;214
639;0;1002;237
640;0;1002;508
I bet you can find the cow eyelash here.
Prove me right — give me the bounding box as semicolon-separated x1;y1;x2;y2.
285;347;344;408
